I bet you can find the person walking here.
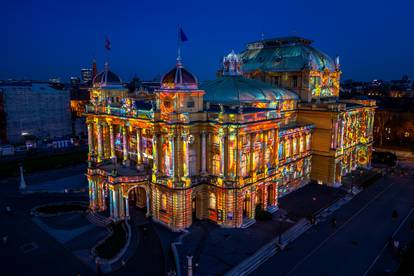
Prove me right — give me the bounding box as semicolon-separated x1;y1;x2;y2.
331;217;337;228
392;209;399;219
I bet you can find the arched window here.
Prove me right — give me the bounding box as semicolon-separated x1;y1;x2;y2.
209;193;216;210
161;193;167;212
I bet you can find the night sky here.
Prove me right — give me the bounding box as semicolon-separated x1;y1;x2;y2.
1;0;413;82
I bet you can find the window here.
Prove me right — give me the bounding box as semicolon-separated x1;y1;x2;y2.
187;100;195;108
292;76;298;88
209;193;216;210
285;139;291;158
161;193;167;211
164;101;171;108
273;76;280;87
212;154;221;175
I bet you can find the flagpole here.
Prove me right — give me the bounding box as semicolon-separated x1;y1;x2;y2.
177;25;181;62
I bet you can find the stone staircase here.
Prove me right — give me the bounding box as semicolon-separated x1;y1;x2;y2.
279;218;311;247
241;217;256;229
266;205;279;214
225;218;311;276
86;211;111;227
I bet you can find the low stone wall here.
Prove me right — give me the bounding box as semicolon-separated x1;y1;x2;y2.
375;147;414;160
92;220;132;274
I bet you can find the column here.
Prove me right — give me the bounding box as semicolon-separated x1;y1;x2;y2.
183;133;189;178
97;123;103;162
113;188;118;219
122;125;129;165
220;132;225;176
125;197;130;219
146;190;150;217
101;185;106;211
201;131;207;174
263;131;267;171
224;131;229;177
249;133;254;175
109;189;114;217
153;134;158;174
118;188;124;218
272;129;278;168
109;123;115;160
136;128;142;168
236;133;241;178
87;122;94;156
206;133;211;174
169;134;175;177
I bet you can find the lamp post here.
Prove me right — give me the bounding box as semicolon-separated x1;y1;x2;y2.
351;175;355;194
19;164;26;192
187;255;193;276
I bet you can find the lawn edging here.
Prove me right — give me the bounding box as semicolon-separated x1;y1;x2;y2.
171;229;190;276
30;201;88;217
92;219;132;273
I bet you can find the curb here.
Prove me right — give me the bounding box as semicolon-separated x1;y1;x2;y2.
171;229;190;276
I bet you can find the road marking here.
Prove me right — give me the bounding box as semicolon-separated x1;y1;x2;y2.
362;206;414;276
284;181;395;276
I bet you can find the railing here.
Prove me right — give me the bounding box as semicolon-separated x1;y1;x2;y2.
85;104;153;120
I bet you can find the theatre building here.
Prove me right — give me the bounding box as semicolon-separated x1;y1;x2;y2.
86;52;313;231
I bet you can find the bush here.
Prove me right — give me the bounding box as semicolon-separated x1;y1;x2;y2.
95;222;127;260
36;203;87;215
255;204;272;221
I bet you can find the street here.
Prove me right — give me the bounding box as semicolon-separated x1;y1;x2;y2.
253;172;414;276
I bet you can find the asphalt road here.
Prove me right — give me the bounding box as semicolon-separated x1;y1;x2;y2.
252;173;414;276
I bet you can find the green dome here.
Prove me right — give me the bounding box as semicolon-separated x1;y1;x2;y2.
240;37;336;73
201;75;298;105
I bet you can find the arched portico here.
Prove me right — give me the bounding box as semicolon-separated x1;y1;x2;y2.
123;184;151;219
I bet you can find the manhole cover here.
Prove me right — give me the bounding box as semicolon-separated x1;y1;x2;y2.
20;242;38;253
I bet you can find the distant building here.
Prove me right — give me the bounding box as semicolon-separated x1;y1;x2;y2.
70;77;80;87
81;68;93;84
0;81;72;144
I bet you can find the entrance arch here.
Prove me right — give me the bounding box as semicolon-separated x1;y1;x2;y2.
267;184;275;206
243;193;251;218
191;191;202;221
126;185;150;219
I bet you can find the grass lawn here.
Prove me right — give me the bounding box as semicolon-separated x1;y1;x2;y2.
36;203;87;215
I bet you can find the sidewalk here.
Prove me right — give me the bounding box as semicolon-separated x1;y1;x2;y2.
25;174;87;193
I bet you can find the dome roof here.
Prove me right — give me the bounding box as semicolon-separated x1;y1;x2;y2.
161;58;198;90
240;36;337;73
201;75;298;105
93;63;122;87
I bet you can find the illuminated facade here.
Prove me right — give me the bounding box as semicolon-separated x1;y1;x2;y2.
241;37;376;186
86;53;313;231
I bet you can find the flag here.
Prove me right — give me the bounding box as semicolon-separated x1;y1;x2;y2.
179;27;188;42
105;37;111;51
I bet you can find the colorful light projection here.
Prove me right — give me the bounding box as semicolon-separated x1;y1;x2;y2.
309;69;340;98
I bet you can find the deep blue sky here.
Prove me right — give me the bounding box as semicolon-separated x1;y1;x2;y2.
1;0;413;82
